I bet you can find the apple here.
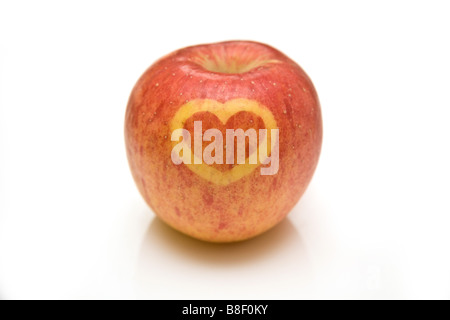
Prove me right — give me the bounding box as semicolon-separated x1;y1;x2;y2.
125;40;322;242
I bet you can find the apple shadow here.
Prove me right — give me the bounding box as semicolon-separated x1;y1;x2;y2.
134;209;313;298
138;216;303;266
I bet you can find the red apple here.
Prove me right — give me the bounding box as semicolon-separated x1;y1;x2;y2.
125;40;322;242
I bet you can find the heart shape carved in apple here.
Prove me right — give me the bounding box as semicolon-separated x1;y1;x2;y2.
169;98;278;185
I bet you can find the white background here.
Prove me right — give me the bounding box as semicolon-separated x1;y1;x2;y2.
1;0;449;300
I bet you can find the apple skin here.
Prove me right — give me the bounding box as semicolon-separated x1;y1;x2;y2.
125;41;322;242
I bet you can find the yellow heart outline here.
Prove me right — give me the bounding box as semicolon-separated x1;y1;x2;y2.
170;98;278;186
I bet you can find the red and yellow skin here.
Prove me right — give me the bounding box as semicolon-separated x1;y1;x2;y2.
125;41;322;242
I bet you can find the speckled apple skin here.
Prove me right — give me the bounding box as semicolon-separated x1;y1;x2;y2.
125;41;322;242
